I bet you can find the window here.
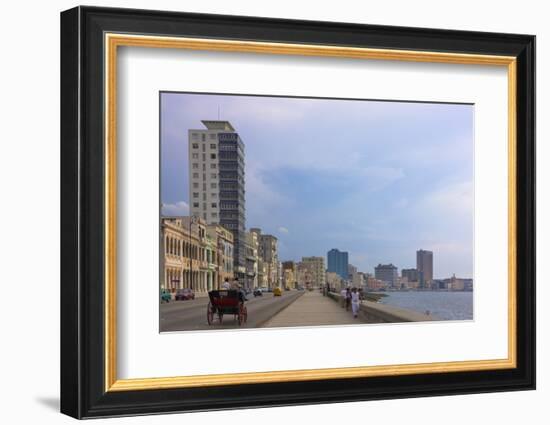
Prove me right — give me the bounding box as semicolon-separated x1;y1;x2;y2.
193;182;198;188
211;203;217;208
211;212;218;218
192;163;198;169
211;173;217;179
193;172;199;178
201;134;205;141
211;183;217;189
210;164;217;169
202;153;206;161
211;193;217;198
193;192;199;198
210;153;216;159
192;143;199;149
192;153;198;159
193;202;199;208
210;143;216;149
210;134;216;140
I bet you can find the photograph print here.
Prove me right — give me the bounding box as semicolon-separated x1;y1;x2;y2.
159;92;474;332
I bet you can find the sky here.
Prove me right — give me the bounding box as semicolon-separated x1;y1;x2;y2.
160;92;474;279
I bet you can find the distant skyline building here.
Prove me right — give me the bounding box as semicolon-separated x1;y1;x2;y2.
327;248;349;280
375;263;398;287
301;256;326;287
402;268;419;283
188;120;246;278
416;249;433;285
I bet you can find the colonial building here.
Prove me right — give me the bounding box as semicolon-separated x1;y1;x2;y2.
282;261;297;289
206;223;234;290
326;271;344;292
244;230;259;290
161;216;208;293
250;228;279;288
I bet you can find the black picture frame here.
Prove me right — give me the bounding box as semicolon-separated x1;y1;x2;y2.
60;5;535;419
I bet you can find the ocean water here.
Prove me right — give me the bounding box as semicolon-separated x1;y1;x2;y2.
379;291;473;321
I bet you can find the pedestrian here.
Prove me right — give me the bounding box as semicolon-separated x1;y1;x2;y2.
221;277;231;290
351;287;360;318
345;287;352;311
340;286;347;308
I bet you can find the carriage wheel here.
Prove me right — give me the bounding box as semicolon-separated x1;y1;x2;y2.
206;302;214;325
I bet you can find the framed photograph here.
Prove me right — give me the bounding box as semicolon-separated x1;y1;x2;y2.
60;6;535;419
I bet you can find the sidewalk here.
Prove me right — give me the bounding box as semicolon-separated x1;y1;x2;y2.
263;290;359;327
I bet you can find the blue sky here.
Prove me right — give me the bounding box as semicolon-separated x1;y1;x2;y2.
161;92;473;279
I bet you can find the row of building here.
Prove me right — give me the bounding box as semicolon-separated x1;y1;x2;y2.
162;119;471;294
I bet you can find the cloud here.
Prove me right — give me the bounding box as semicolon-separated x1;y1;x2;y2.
278;226;289;234
161;201;189;216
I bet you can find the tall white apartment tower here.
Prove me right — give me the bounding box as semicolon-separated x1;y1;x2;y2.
188;120;246;279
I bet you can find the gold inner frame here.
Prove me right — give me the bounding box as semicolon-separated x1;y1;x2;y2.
104;33;517;392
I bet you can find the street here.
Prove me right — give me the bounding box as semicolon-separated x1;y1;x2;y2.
160;290;304;332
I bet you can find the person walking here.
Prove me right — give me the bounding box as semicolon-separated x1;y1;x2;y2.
351;287;361;318
345;287;352;311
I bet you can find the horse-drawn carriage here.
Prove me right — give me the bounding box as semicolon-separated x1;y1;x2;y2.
206;290;248;326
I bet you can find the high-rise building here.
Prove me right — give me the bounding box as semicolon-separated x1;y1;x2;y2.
250;228;279;288
402;268;419;283
416;249;433;286
188;120;246;279
327;248;349;280
301;256;326;287
374;263;398;287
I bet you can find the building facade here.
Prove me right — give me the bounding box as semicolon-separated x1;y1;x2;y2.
327;248;349;280
402;268;419;283
251;228;279;288
162;216;212;294
188;120;246;280
416;249;433;287
244;230;259;290
326;271;344;292
281;261;297;290
206;223;234;289
374;263;398;287
301;256;326;288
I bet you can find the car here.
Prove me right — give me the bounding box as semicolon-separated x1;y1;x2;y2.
175;288;195;301
160;289;171;303
253;288;263;297
297;285;305;291
273;287;282;296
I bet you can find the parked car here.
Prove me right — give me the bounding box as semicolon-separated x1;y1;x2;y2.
253;288;263;297
160;289;171;303
175;288;195;301
273;287;282;296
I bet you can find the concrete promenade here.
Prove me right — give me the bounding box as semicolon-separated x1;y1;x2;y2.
263;290;360;327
